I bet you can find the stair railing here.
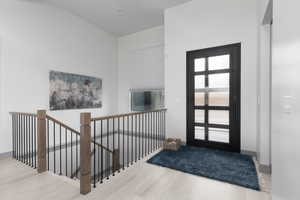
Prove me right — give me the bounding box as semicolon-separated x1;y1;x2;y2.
83;108;167;193
10;109;167;195
10;112;38;168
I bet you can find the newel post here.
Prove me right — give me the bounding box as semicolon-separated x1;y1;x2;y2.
37;110;47;173
80;113;91;195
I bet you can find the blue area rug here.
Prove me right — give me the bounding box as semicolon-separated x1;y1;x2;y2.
147;146;260;190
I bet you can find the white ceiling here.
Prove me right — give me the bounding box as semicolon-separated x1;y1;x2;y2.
40;0;191;36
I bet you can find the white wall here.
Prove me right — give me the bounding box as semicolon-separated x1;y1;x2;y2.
0;0;118;154
164;0;259;152
118;26;164;113
257;0;272;167
272;0;300;199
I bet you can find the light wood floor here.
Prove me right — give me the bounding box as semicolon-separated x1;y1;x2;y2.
0;155;271;200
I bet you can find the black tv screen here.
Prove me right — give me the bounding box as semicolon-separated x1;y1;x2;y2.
130;89;164;111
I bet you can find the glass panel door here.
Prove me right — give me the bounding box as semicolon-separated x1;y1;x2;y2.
187;43;241;152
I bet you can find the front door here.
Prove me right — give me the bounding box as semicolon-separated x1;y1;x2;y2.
186;43;241;152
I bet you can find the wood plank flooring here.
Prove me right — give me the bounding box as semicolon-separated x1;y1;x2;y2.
0;154;271;200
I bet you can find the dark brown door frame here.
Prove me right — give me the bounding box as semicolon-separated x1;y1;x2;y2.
186;43;241;153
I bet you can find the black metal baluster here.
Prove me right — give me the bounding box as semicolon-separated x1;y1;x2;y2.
159;112;161;147
164;111;166;142
101;120;103;183
93;121;96;188
164;111;166;141
157;112;159;149
30;116;32;166
25;115;28;165
34;117;37;168
118;117;120;172
65;129;68;177
15;115;17;159
23;115;25;163
157;112;159;148
150;112;153;153
27;115;29;165
154;112;156;150
47;119;49;170
138;114;141;160
12;115;14;158
28;115;30;165
98;144;100;183
71;131;73;178
160;112;162;147
148;113;150;155
106;119;109;179
16;115;19;160
112;118;115;176
18;114;21;161
28;116;30;166
122;117;125;170
131;115;133;165
97;121;100;183
19;114;22;162
141;113;144;158
20;115;22;162
59;125;62;175
127;116;129;167
18;115;19;161
31;116;34;167
22;115;25;163
29;116;32;166
152;112;154;151
21;115;23;162
144;113;148;157
135;115;137;163
76;134;78;178
53;122;56;173
144;113;146;156
159;112;162;147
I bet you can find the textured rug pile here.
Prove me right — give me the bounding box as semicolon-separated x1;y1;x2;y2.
147;146;260;190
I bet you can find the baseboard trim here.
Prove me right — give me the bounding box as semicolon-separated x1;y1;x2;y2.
241;150;257;158
0;151;12;159
259;164;272;174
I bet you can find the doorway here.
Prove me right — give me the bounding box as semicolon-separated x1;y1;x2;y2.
186;43;241;152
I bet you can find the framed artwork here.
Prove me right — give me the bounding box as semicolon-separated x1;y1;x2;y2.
49;71;102;110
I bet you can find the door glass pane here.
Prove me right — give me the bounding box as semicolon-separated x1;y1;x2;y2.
195;58;205;72
195;110;204;123
208;54;230;70
209;110;229;125
208;128;229;143
195;126;205;140
209;73;229;89
209;91;229;106
195;92;205;106
195;75;205;89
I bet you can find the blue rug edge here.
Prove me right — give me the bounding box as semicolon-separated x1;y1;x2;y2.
147;147;261;191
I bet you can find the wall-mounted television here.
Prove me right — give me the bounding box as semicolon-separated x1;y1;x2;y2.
130;89;165;112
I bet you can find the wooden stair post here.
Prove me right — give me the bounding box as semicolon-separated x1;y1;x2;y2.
80;113;91;195
37;110;47;173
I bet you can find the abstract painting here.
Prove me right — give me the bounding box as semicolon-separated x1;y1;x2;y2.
49;71;102;110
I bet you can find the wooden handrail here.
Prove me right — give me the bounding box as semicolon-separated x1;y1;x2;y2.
9;112;37;117
46;114;113;153
46;114;80;135
91;108;167;121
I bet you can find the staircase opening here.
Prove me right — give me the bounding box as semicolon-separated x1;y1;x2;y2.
10;109;167;194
